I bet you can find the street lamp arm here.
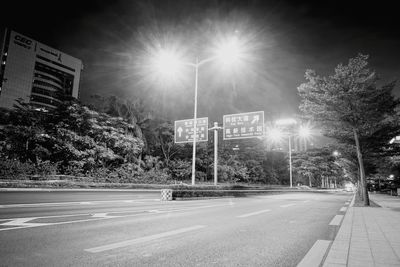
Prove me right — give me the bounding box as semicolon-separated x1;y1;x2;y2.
185;56;217;68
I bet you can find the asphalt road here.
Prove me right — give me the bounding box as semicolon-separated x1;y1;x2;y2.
0;190;353;267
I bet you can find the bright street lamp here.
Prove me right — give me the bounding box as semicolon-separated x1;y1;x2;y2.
267;127;283;143
152;35;246;185
214;36;244;67
299;125;311;138
332;150;341;188
332;150;340;157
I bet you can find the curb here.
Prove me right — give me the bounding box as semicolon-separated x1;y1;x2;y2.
320;193;355;266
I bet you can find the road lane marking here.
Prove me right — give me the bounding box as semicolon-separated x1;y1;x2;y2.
2;218;50;227
148;210;161;213
237;209;271;218
296;240;331;267
0;203;232;231
85;225;206;253
280;204;296;208
340;207;347;212
329;215;344;226
92;213;121;218
344;201;350;206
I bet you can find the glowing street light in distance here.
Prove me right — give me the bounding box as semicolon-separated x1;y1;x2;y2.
299;125;311;138
275;118;297;126
267;127;283;143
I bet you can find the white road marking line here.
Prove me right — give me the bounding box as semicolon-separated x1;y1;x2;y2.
85;225;206;253
237;209;271;218
340;207;347;212
296;240;331;267
79;202;93;205
344;201;350;206
329;215;344;226
0;203;232;231
91;213;120;218
2;217;50;227
280;204;296;208
303;200;310;203
148;210;161;213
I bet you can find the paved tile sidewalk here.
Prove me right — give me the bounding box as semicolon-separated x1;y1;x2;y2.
323;193;400;267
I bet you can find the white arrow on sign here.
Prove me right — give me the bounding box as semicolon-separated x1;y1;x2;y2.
177;127;183;137
251;115;260;124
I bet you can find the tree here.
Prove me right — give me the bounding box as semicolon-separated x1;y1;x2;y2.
152;121;181;167
0;99;145;174
298;54;400;205
292;146;351;188
88;95;153;154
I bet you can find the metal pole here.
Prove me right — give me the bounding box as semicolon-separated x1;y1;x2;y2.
191;59;199;186
214;122;218;186
289;135;293;188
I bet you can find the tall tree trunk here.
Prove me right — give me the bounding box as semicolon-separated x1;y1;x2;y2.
353;128;370;206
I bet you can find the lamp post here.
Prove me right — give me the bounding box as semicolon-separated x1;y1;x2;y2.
288;134;293;188
188;55;232;185
275;118;297;188
269;119;311;188
151;36;244;185
332;150;341;189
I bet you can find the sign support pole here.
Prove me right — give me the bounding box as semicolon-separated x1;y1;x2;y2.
214;123;218;185
209;122;222;186
214;122;219;185
289;135;293;188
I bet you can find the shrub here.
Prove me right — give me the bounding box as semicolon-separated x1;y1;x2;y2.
0;159;36;179
142;155;163;171
35;160;59;176
136;169;171;184
169;159;191;180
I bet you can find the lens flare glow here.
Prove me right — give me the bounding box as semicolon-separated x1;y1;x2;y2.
215;36;243;66
299;125;311;138
267;127;284;143
150;48;184;81
276;118;297;126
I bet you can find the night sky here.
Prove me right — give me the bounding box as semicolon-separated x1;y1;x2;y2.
1;0;399;123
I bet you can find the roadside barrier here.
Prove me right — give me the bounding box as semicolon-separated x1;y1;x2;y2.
161;189;173;201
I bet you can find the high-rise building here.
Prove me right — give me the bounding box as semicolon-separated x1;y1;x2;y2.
0;28;83;109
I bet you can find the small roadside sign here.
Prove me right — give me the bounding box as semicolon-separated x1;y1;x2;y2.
223;111;264;140
174;117;208;143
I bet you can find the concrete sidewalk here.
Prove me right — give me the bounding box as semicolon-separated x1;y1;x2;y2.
323;193;400;267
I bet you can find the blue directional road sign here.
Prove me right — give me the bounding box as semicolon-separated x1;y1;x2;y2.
223;111;264;140
174;117;209;143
